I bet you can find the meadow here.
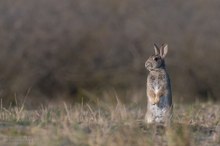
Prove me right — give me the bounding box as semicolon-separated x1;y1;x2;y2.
0;93;219;146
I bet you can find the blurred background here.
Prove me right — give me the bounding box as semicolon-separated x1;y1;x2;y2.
0;0;219;106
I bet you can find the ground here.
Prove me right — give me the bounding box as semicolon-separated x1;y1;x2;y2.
0;97;219;146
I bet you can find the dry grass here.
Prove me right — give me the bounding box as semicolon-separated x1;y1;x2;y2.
0;97;219;146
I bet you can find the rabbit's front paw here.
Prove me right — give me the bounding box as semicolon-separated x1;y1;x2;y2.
153;96;160;104
149;95;160;105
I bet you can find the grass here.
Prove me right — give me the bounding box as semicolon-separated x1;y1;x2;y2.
0;95;219;146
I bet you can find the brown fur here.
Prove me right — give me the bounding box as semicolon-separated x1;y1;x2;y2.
145;43;172;123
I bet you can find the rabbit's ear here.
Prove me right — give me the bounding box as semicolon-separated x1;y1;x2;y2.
154;43;160;55
160;44;168;58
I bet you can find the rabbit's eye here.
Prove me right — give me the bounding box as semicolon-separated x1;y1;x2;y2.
154;57;159;61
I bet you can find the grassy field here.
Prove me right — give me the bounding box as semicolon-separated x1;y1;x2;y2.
0;96;219;146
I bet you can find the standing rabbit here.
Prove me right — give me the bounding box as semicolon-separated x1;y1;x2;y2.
145;43;172;124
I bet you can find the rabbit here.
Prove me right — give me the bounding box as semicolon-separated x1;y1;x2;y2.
145;43;173;124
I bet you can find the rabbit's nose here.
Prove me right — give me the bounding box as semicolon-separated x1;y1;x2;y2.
145;62;151;68
145;62;148;67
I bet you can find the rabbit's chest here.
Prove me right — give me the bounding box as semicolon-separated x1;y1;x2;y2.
148;74;166;90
